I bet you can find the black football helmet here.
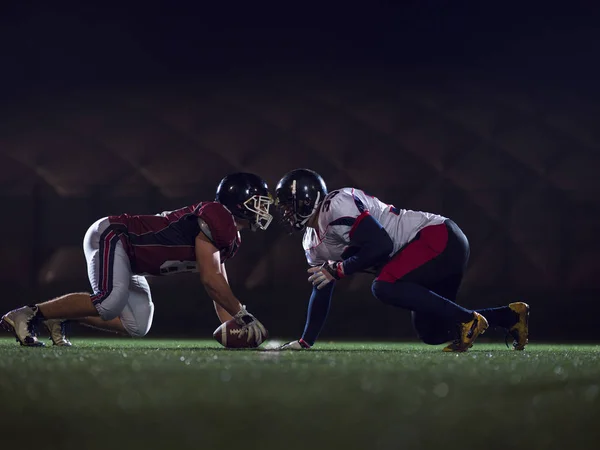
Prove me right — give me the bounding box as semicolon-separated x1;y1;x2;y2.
215;173;273;231
275;168;328;233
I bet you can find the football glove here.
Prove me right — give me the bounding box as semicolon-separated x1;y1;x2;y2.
307;261;344;290
279;338;311;350
233;306;267;346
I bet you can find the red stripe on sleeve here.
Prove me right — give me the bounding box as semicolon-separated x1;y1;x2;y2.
348;211;370;239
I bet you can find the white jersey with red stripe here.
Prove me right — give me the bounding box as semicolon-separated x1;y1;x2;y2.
303;187;447;267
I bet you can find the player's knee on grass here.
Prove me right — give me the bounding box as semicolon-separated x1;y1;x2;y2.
120;299;154;338
126;324;150;338
124;314;152;338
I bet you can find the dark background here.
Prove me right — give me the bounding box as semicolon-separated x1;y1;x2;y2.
0;2;599;342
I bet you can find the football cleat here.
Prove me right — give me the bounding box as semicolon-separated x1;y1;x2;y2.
44;319;72;347
0;306;45;347
508;302;529;350
443;312;489;353
279;338;312;350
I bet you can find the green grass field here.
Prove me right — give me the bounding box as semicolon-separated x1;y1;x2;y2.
1;338;599;450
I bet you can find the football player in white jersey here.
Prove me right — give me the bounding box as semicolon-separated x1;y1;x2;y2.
274;168;529;352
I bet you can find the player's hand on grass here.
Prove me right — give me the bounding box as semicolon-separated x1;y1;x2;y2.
308;261;344;290
279;339;311;350
233;306;267;346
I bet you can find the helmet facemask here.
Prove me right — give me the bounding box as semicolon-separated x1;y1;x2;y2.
275;169;327;233
275;200;299;233
276;185;321;233
243;194;274;231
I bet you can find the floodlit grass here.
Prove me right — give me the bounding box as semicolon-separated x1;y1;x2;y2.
1;338;599;450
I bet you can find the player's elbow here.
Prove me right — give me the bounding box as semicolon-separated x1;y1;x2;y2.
368;230;394;266
377;232;394;259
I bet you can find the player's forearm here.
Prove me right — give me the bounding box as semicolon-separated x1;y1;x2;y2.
201;274;242;317
343;215;393;276
214;301;235;323
301;283;334;346
213;263;236;322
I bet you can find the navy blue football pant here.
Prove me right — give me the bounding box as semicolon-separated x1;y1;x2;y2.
371;220;480;344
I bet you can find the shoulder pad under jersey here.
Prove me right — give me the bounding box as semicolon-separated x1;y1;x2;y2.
198;218;213;241
195;202;237;253
318;188;364;229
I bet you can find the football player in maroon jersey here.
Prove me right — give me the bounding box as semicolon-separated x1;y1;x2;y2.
1;173;272;347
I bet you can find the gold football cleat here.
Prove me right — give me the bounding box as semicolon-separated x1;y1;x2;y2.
443;312;489;352
508;302;529;350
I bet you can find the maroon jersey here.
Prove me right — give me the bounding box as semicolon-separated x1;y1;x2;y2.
107;202;240;276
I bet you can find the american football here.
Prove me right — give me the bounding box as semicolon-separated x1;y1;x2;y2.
213;319;268;348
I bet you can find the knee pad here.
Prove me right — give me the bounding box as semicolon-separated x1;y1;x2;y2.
121;302;154;338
